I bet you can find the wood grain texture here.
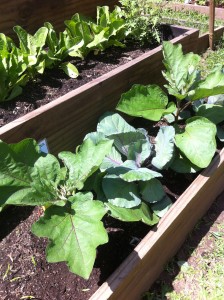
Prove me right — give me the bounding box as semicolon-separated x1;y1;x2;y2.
0;26;199;154
163;3;224;20
90;148;224;300
195;26;224;54
0;0;118;38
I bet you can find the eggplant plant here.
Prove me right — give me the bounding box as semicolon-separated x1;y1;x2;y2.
116;41;224;171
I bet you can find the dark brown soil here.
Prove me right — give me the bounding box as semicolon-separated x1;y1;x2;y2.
0;170;196;300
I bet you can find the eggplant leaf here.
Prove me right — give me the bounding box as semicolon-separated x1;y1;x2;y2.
162;41;201;100
116;84;176;121
106;202;159;225
32;192;108;279
175;117;216;168
58;138;113;190
196;104;224;124
0;139;61;207
189;71;224;101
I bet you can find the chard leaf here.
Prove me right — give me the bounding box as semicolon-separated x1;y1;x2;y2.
120;168;162;182
196;104;224;124
0;139;60;207
116;84;176;121
102;175;141;208
189;71;224;101
175;117;217;168
58;138;113;190
106;202;159;225
152;126;175;170
170;153;201;173
151;196;172;217
162;41;201;100
32;192;108;279
139;178;166;203
60;62;79;78
217;125;224;142
97;112;136;136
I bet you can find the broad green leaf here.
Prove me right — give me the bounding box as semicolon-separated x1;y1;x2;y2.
109;131;147;156
139;178;166;203
116;84;176;121
32;192;108;279
60;62;79;78
100;146;123;171
151;196;172;217
102;175;141;208
106;202;159;225
170;153;201;173
162;41;201;100
152;126;175;170
97;112;136;136
58;138;113;190
175;117;217;168
0;139;60;207
120;168;162;182
196;104;224;124
84;131;107;144
127;138;152;166
189;71;224;101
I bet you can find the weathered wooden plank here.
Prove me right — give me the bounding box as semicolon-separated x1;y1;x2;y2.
195;26;224;53
0;27;199;154
0;0;118;38
90;148;224;300
163;3;224;20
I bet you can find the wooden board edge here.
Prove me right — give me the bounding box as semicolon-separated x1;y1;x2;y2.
90;148;224;300
164;3;224;20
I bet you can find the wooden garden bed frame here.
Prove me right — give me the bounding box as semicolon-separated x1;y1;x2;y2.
1;2;224;296
90;148;224;299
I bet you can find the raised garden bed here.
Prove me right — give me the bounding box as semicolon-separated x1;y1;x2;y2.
1;2;224;299
0;25;199;154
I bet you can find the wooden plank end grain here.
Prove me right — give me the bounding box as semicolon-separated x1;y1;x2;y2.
90;148;224;300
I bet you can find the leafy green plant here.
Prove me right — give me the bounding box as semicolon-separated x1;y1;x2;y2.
119;0;161;44
13;25;48;79
65;5;126;57
0;33;29;102
44;22;82;78
0;137;113;279
116;41;224;171
84;112;172;222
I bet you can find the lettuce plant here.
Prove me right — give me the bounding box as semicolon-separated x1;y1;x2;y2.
13;25;48;79
44;22;83;78
0;33;29;101
116;41;224;171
